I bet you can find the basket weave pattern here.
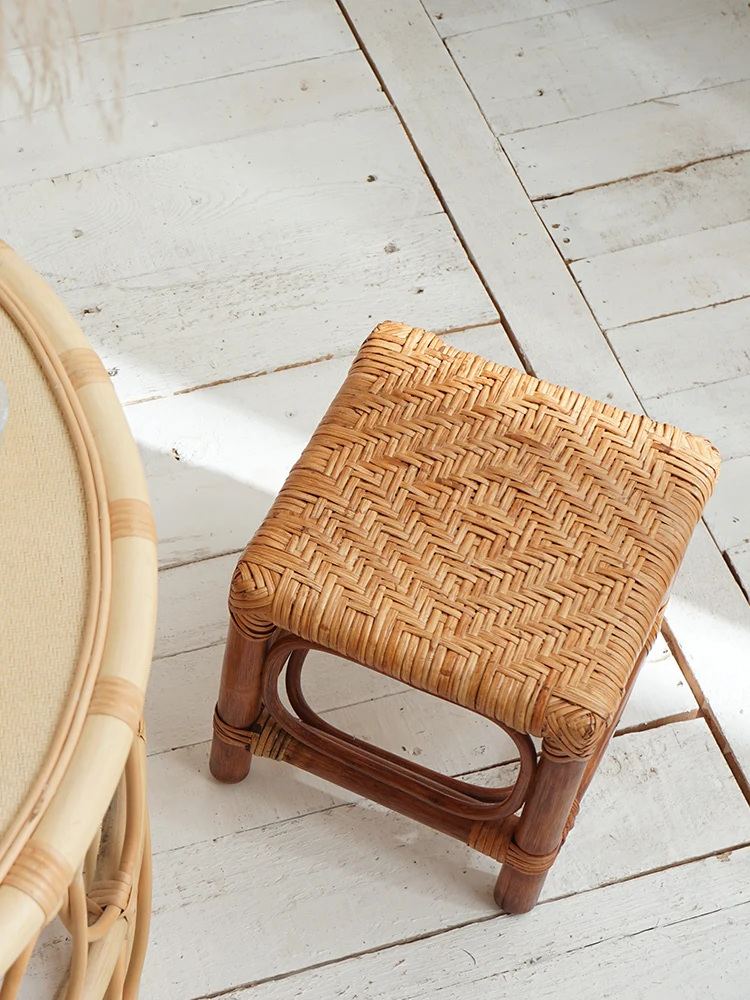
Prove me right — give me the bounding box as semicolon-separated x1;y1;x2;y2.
231;323;720;758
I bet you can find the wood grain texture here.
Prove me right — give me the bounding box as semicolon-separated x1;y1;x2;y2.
129;721;750;998
643;374;750;464
225;847;750;999
72;210;493;403
608;297;750;399
2;108;496;402
1;108;442;290
154;553;238;659
423;0;610;38
66;0;256;35
0;51;387;189
0;0;355;120
538;152;750;261
340;0;637;411
572;220;750;329
504;79;750;199
448;0;750;134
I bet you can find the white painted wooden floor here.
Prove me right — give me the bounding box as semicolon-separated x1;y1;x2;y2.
6;0;750;996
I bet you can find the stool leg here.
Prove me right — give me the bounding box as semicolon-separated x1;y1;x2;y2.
209;620;266;783
494;753;587;914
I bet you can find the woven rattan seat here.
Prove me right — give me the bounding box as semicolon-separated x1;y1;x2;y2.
0;307;89;850
212;321;720;913
230;322;720;758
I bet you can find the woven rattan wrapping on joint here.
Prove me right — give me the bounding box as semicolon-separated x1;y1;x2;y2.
229;322;721;758
468;816;560;873
213;708;293;761
5;842;73;921
88;677;144;732
87;871;133;915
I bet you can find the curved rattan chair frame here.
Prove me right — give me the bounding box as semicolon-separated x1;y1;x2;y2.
0;243;158;999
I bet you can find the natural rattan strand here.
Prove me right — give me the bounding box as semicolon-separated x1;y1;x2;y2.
88;678;144;732
5;843;73;922
59;348;111;391
109;499;157;544
231;323;720;758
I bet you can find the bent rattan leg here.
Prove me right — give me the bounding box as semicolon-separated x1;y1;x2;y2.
210;620;267;783
494;752;587;914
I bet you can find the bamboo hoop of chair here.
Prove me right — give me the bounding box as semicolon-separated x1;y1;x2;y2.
0;242;157;998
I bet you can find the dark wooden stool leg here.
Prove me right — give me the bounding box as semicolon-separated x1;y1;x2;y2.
209;619;266;783
494;753;587;914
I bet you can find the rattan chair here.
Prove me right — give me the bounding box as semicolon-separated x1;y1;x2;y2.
0;244;157;996
210;322;720;913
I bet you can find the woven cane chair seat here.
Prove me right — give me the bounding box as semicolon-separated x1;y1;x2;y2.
0;306;89;855
0;243;157;996
231;322;720;758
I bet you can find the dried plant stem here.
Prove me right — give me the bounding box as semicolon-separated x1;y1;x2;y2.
0;0;132;129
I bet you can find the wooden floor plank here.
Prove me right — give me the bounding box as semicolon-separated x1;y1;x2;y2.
0;0;355;120
232;848;750;1000
607;297;750;399
67;0;255;35
339;0;636;410
136;721;750;998
727;544;750;597
2;109;497;402
704;455;750;551
572;220;750;329
155;553;237;659
77;212;493;403
504;80;750;199
539;152;750;261
422;0;610;38
26;721;750;998
668;527;750;767
643;374;750;463
449;0;750;135
1;51;386;188
1;108;441;292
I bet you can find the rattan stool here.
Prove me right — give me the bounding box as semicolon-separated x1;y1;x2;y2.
209;322;720;913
